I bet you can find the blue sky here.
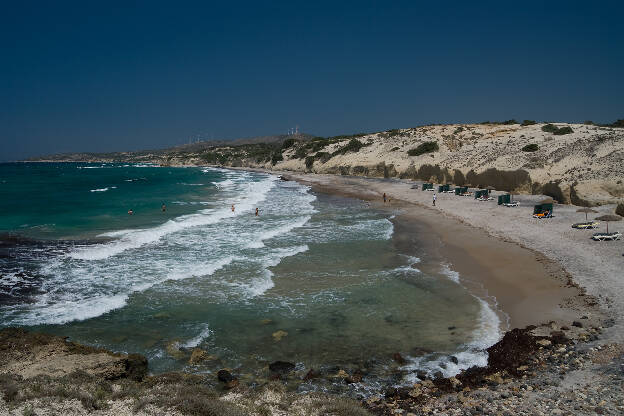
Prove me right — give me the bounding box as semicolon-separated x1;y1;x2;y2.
1;1;623;160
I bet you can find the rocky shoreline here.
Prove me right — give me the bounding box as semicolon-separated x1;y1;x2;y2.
1;314;623;415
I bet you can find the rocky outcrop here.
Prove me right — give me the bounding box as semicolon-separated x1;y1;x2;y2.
0;327;147;381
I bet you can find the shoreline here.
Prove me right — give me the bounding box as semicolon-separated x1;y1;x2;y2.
279;171;603;333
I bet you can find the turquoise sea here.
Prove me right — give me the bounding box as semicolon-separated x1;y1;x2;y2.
0;162;500;394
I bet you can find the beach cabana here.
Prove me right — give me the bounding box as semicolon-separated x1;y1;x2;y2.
454;187;462;195
438;184;450;193
533;199;554;217
474;190;488;199
422;183;434;191
497;194;511;205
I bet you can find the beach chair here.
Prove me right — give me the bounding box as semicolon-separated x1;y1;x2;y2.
592;232;622;241
503;202;519;207
572;221;599;229
533;210;552;219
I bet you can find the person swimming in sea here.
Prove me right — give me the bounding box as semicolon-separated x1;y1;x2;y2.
128;209;134;215
161;204;166;212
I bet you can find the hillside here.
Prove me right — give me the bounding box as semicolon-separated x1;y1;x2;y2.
28;122;624;206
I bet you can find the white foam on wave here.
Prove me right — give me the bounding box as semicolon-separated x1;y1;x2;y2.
90;186;117;192
403;265;503;382
8;256;236;326
69;176;277;260
247;215;311;249
440;263;460;283
182;324;212;349
211;179;234;189
227;245;309;297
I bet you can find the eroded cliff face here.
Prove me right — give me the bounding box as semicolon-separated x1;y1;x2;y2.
28;122;624;205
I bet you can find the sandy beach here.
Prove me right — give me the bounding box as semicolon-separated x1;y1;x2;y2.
272;171;613;333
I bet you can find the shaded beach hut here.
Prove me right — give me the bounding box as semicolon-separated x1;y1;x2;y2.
533;198;554;215
438;184;450;192
454;187;462;195
497;194;511;205
422;183;434;191
474;189;488;199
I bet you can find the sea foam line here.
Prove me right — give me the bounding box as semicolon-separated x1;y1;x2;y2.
403;265;503;381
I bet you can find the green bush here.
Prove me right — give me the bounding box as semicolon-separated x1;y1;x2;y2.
553;126;573;135
522;143;539;152
305;156;315;169
542;124;574;135
521;120;536;126
271;152;283;165
408;141;439;156
281;138;295;150
294;147;308;159
542;123;558;133
333;139;366;156
315;152;332;163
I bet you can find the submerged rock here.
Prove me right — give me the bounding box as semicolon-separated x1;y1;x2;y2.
392;352;406;365
217;369;239;389
165;340;187;360
269;361;296;374
303;368;320;380
189;348;216;364
272;330;288;341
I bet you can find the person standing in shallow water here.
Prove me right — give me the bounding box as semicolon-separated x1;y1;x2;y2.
433;193;437;206
383;193;387;203
231;204;235;212
161;204;166;212
255;207;259;216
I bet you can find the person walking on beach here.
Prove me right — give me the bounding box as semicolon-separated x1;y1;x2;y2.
383;193;387;203
433;193;437;206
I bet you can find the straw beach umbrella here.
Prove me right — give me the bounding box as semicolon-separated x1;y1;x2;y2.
577;207;598;221
594;215;622;233
540;198;556;204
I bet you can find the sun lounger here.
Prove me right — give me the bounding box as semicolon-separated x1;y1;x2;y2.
503;202;519;207
572;222;600;229
532;210;552;218
426;188;435;191
592;232;622;241
477;196;494;201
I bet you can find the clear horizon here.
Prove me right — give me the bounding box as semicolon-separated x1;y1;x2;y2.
2;0;623;161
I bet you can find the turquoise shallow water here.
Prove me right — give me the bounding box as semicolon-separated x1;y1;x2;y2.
0;162;500;394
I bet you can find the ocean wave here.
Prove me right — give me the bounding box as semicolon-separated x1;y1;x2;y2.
90;186;117;193
247;215;311;249
182;324;212;349
69;176;277;260
6;256;236;326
